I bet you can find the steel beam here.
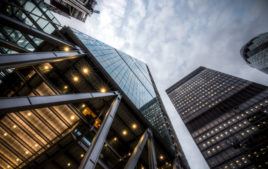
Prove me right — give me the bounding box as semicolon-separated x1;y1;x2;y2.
0;50;86;70
0;14;74;47
78;94;121;169
0;92;117;114
0;39;28;53
147;131;157;169
124;129;150;169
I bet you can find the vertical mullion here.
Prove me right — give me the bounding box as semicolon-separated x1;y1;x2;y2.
29;0;59;30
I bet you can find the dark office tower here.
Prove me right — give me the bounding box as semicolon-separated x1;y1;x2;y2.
44;0;98;22
0;1;189;169
241;32;268;74
166;67;268;169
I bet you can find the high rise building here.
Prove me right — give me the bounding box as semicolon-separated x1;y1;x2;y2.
44;0;98;22
0;1;189;169
241;32;268;74
166;67;268;169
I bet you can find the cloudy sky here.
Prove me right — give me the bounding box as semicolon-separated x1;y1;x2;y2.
56;0;268;168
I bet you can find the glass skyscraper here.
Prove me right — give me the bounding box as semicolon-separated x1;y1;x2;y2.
241;32;268;74
166;67;268;169
69;28;172;144
0;1;189;168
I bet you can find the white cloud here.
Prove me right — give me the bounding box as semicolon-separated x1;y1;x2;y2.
55;0;268;169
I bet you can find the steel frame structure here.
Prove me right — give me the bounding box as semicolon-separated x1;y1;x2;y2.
0;13;161;169
0;50;86;70
124;128;158;169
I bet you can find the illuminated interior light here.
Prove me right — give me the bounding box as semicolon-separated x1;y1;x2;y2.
35;144;38;147
7;165;10;168
160;155;164;160
27;112;31;116
128;152;131;156
73;76;79;82
64;85;68;89
132;123;137;129
4;132;8;136
100;88;106;93
13;125;17;128
64;46;70;52
67;162;71;167
44;65;49;70
25;151;29;154
16;158;19;162
113;137;117;141
82;67;89;74
80;154;84;158
122;130;127;135
70;115;75;120
81;104;86;108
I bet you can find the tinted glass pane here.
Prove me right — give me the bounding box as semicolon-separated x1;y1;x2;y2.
43;23;55;34
37;17;48;28
17;36;28;47
25;43;34;51
24;1;35;12
32;7;42;16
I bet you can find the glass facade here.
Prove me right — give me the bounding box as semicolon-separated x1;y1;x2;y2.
0;0;61;82
70;28;172;145
0;1;180;169
167;67;268;169
241;32;268;74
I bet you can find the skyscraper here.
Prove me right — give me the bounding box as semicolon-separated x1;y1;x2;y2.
44;0;98;22
241;32;268;74
166;67;268;169
0;1;189;168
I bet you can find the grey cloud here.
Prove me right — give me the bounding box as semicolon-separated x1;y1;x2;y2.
55;0;268;169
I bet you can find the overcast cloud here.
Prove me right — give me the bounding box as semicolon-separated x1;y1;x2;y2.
56;0;268;168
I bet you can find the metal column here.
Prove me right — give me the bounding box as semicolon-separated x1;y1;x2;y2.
0;14;74;47
0;50;86;70
147;130;157;169
0;92;117;114
78;94;121;169
0;39;28;53
124;128;157;169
